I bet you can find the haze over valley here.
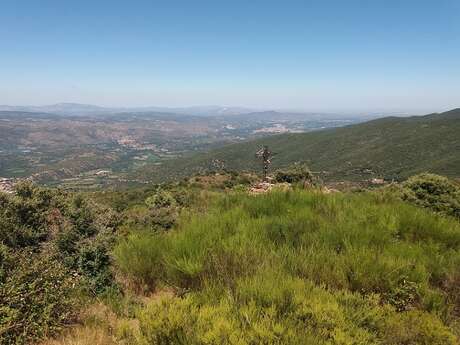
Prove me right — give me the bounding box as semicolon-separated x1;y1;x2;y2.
0;104;366;188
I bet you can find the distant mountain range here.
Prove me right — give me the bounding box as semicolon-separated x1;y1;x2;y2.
0;103;397;119
136;108;460;182
0;103;257;117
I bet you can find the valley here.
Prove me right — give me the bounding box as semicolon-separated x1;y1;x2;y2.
0;107;362;189
138;108;460;184
3;2;460;344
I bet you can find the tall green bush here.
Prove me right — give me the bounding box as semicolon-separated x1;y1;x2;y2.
400;173;460;219
0;182;120;344
0;254;79;344
274;162;315;185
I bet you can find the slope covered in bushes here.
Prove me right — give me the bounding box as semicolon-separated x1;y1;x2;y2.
135;108;460;182
2;173;460;344
114;190;460;344
0;183;120;344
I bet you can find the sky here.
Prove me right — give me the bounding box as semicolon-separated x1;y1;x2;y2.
1;0;459;112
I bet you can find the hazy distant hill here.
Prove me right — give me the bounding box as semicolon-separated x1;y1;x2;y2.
0;110;218;149
138;108;460;182
0;103;111;116
0;103;256;117
0;102;374;119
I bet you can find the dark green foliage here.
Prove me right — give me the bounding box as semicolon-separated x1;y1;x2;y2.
400;173;460;219
59;201;120;292
143;189;179;230
275;162;315;184
0;244;11;284
0;254;78;345
0;182;120;344
385;276;420;312
137;108;460;182
118;184;212;233
77;238;114;293
0;182;63;248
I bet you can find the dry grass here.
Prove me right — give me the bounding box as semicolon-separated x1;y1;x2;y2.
41;327;116;345
40;302;138;345
39;292;182;345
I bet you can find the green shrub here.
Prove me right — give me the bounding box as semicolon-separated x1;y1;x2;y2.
136;273;458;345
145;190;177;209
274;162;315;185
114;188;181;232
0;244;11;283
0;254;79;345
0;183;120;344
115;190;460;343
382;310;458;345
0;182;63;248
400;173;460;219
114;232;167;291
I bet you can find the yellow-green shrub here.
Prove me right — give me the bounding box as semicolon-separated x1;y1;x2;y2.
115;190;460;343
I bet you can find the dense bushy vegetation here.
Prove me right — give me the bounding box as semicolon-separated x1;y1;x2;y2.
274;162;315;185
3;172;460;344
399;173;460;219
94;173;255;234
0;182;119;344
114;189;460;344
109;184;214;234
0;253;78;344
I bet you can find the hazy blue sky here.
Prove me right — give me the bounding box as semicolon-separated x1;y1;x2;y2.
1;0;459;112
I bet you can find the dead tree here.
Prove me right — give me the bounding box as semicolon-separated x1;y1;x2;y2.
256;145;272;180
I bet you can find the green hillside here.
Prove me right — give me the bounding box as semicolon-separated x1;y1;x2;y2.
3;173;460;344
138;109;460;182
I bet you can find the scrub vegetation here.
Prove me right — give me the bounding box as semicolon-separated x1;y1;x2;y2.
113;189;460;344
1;171;459;344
